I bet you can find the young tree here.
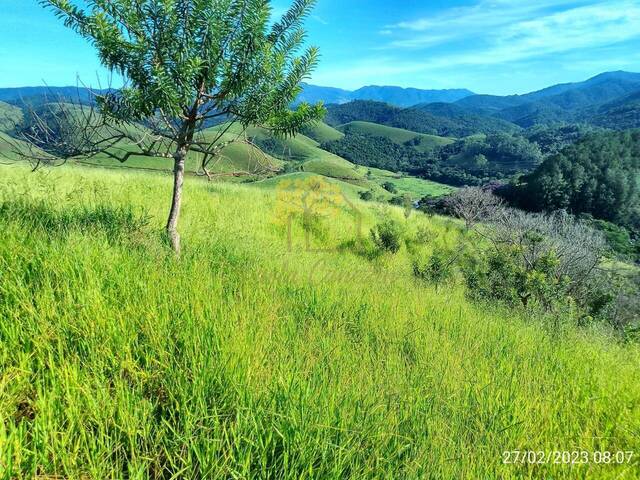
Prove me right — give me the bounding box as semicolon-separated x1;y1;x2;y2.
25;0;324;253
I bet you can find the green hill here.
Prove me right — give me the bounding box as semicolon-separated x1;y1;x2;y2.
326;100;521;137
300;121;345;143
0;131;48;161
0;101;23;133
205;122;452;200
0;163;638;478
339;121;454;152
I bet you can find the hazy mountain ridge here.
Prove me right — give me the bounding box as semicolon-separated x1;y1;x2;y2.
298;83;474;107
455;71;640;128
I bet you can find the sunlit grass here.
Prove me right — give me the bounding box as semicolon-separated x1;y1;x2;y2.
0;163;638;479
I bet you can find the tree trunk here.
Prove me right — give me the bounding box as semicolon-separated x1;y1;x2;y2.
166;150;186;254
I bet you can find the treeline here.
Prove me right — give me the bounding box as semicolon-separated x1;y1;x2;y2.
322;131;545;186
505;130;640;234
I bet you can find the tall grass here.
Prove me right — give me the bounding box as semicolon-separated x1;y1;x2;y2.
0;164;639;479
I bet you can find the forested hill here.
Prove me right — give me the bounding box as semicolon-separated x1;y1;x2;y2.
325;100;520;137
507;129;640;232
455;71;640;129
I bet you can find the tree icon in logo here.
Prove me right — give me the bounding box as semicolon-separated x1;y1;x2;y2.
274;176;362;252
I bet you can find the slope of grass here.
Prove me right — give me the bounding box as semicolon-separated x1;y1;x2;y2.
251;171;368;199
339;121;455;152
0;163;639;479
352;166;455;199
301;155;364;181
0;101;23;133
0;131;50;161
301;121;345;143
381;174;455;198
76;130;283;176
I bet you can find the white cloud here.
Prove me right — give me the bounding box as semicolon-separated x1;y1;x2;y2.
383;0;640;67
311;0;640;93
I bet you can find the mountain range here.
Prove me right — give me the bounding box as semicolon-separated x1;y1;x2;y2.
315;71;640;132
296;83;474;107
1;71;639;131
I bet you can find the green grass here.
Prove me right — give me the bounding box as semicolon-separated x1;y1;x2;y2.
0;131;49;161
301;121;345;143
339;121;455;152
353;166;455;199
0;101;23;134
251;171;370;199
0;163;639;479
79;128;283;176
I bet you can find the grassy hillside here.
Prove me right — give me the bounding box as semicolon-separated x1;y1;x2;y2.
1;164;639;478
0;101;23;133
301;121;345;143
206;122;452;200
339;121;454;152
0;131;48;161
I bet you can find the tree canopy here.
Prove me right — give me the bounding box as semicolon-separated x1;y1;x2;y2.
28;0;324;252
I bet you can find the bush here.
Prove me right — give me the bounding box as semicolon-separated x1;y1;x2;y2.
359;190;373;201
463;247;569;310
370;217;404;254
412;249;454;287
382;181;398;194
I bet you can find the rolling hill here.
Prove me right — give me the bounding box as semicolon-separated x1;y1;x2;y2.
325;100;520;137
300;121;345;143
338;121;454;152
0;101;23;133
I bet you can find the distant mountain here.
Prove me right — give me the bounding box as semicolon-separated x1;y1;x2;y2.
454;71;640;128
325;100;520;137
0;86;109;106
348;86;474;107
298;83;474;108
296;84;351;105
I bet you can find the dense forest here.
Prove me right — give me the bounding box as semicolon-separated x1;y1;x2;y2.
505;130;640;233
322;131;545;186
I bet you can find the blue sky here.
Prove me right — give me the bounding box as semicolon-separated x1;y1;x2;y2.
1;0;639;95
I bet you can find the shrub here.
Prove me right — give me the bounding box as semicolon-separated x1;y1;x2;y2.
370;217;404;254
462;209;614;323
359;190;373;201
463;247;569;310
412;249;455;287
382;181;398;194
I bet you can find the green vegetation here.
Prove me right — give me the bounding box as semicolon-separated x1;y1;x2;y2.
430;133;543;185
338;121;454;152
1;164;639;478
300;121;345;143
325;100;520;137
508;130;640;233
205;122;452;201
0;101;23;133
322;129;543;187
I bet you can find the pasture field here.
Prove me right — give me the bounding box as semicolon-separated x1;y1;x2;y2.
0;164;638;479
